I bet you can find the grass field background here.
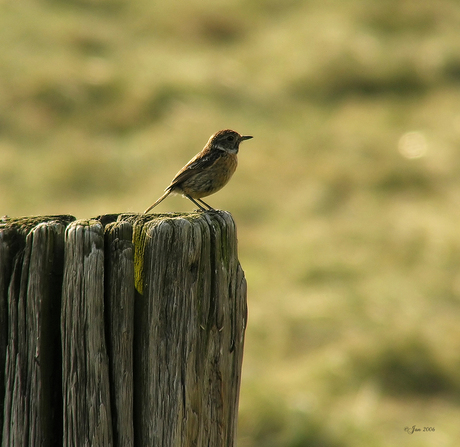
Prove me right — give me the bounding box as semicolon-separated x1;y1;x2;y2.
2;1;460;445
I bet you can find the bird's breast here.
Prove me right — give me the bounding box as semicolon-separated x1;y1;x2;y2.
183;152;238;198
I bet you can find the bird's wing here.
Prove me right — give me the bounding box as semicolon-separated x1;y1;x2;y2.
167;150;222;190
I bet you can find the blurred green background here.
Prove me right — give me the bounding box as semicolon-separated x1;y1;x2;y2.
2;0;460;445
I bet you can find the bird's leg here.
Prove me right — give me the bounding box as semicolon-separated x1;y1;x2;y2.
196;198;216;211
185;195;209;212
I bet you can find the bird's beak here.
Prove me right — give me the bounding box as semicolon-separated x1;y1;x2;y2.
240;135;253;141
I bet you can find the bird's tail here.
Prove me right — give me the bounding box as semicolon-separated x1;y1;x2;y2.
144;189;172;213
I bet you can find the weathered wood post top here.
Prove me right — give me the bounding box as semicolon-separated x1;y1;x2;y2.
0;211;247;447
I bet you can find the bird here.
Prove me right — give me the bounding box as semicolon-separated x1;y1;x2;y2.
144;129;253;213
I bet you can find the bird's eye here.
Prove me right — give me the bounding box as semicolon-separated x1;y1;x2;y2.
227;136;235;141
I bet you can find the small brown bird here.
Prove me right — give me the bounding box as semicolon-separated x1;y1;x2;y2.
144;129;252;213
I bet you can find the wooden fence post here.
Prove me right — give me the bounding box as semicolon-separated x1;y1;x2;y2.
1;215;75;447
0;212;247;447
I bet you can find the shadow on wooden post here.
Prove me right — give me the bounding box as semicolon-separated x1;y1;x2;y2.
0;211;247;447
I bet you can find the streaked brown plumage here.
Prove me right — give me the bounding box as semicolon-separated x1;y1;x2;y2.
144;129;252;212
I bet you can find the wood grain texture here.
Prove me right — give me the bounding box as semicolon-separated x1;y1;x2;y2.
134;211;247;447
0;216;73;447
61;220;113;447
0;212;246;447
0;220;17;436
104;220;135;447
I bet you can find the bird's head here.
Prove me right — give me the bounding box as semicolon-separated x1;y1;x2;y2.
208;129;253;154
